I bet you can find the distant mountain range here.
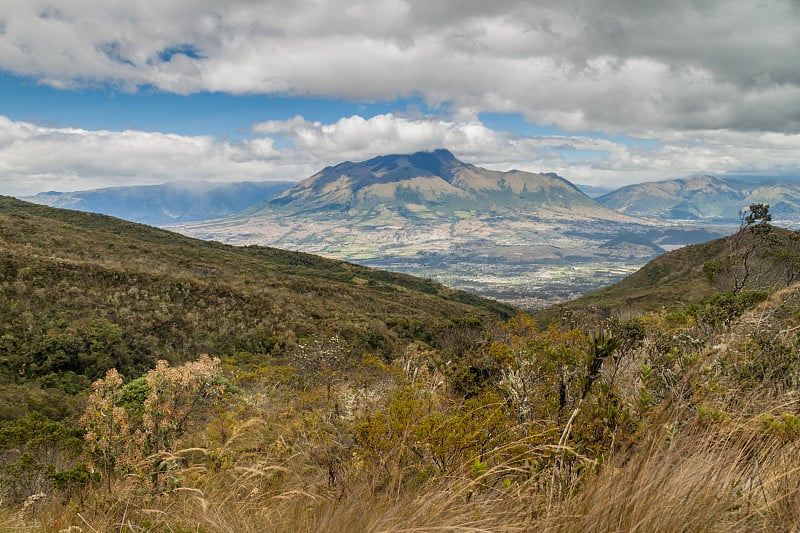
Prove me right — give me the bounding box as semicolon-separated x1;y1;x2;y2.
19;150;800;307
597;175;800;223
575;183;616;198
22;181;293;226
23;170;800;230
177;149;658;307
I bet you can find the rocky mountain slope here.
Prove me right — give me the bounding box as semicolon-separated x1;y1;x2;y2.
262;149;613;220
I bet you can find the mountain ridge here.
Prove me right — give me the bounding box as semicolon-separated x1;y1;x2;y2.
259;149;620;221
22;181;294;226
597;174;800;223
176;149;657;306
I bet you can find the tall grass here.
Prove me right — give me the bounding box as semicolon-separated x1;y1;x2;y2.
8;343;800;532
8;397;800;533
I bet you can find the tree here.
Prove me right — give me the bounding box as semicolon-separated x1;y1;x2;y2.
704;203;773;295
742;202;772;229
730;203;772;294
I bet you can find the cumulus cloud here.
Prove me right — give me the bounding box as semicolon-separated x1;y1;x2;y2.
0;115;316;196
250;112;800;187
4;112;799;196
253;114;505;161
1;0;798;134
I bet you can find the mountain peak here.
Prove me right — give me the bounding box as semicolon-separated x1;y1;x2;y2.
419;148;456;159
363;148;462;176
406;148;461;178
262;148;621;222
597;174;800;221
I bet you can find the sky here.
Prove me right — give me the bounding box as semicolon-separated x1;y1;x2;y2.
1;0;799;196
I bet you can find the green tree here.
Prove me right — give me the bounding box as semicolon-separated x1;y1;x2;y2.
742;202;772;228
704;203;777;295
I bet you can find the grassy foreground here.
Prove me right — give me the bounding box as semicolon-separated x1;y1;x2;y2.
6;289;800;532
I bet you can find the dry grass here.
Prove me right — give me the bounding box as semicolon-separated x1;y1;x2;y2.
8;401;800;533
167;399;800;533
538;396;800;533
8;319;800;532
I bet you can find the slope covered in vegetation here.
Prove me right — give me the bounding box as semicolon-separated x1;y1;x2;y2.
537;215;800;322
0;195;512;420
4;198;800;532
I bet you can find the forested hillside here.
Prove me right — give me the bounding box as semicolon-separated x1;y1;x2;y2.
0;196;511;420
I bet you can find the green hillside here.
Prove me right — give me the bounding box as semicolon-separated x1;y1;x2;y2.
537;219;800;321
0;196;513;421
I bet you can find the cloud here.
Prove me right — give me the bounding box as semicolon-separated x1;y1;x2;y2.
0;0;798;134
4;112;799;196
253;114;504;161
0;115;315;196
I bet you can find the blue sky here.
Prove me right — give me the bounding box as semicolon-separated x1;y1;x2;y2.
1;0;799;196
0;73;416;137
1;72;613;142
1;73;654;147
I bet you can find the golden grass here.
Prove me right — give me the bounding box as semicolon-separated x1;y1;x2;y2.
9;404;800;533
3;377;798;533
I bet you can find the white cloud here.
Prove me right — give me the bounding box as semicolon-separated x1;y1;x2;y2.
1;0;798;134
4;112;800;196
0;115;312;196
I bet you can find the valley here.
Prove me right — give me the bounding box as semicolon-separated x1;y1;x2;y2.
173;150;733;307
21;150;793;308
380;259;643;308
185;214;653;306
